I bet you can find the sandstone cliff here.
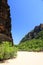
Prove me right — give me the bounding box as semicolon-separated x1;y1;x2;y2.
0;0;13;44
21;24;43;42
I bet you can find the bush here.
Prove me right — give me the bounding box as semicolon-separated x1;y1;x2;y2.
0;41;17;61
18;31;43;52
35;31;43;39
0;44;4;60
18;39;43;52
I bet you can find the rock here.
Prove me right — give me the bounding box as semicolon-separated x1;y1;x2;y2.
0;0;13;45
21;24;43;42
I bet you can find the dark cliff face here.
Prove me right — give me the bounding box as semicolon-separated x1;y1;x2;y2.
21;24;43;42
0;0;13;43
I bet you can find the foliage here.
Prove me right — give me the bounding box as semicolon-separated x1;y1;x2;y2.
35;31;43;39
18;39;43;51
18;31;43;52
0;41;17;61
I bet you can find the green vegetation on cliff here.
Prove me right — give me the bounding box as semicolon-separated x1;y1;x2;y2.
18;31;43;51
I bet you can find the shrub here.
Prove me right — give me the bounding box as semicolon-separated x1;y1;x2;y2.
0;44;4;60
18;39;43;51
18;31;43;52
35;31;43;39
0;41;17;61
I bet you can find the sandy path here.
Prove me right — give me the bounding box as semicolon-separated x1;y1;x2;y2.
0;51;43;65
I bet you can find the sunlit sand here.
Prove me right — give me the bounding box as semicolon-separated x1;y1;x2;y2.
0;51;43;65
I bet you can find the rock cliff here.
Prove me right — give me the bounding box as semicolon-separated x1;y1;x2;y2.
0;0;13;44
21;24;43;42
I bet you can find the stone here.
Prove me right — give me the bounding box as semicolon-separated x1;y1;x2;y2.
21;24;43;42
0;0;13;45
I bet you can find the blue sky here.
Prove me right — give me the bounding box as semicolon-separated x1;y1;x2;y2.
8;0;43;44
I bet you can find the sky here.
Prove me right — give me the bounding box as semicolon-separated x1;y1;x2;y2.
8;0;43;44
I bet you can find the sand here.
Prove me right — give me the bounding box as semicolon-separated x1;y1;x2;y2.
0;51;43;65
